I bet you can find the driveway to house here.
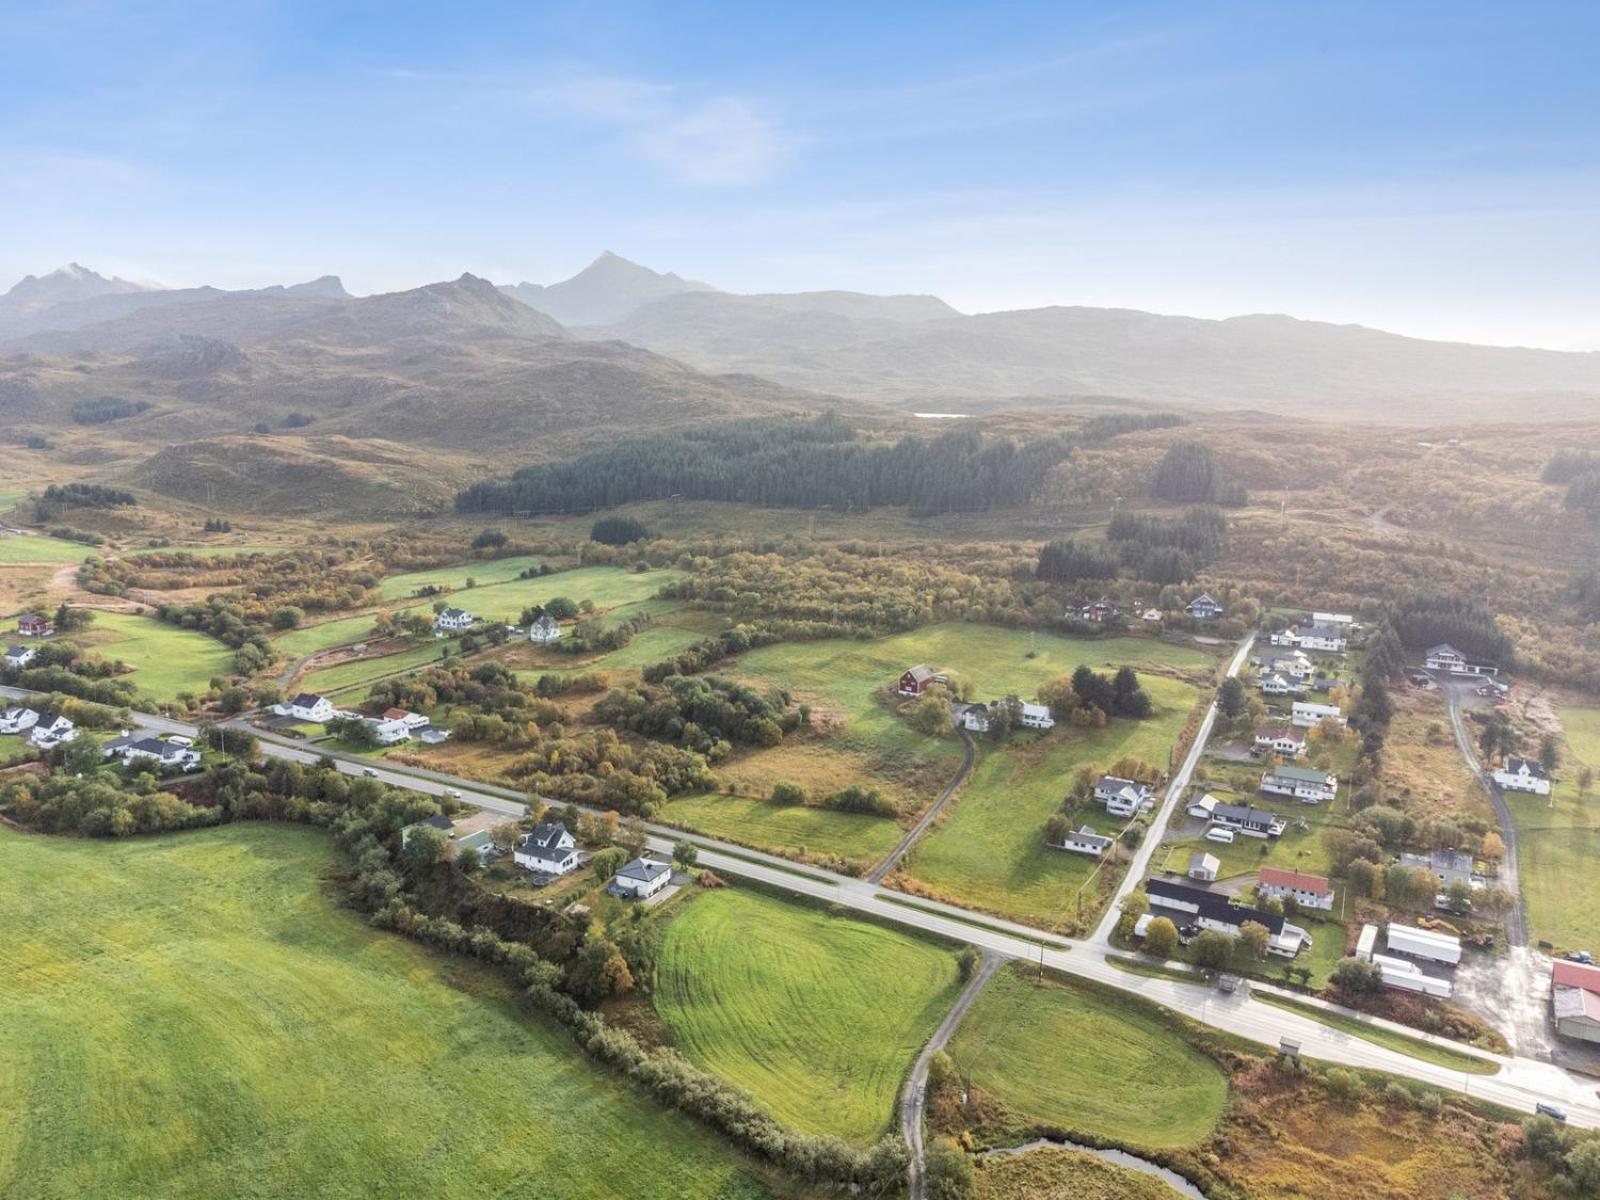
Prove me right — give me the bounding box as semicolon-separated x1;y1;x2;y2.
1088;633;1256;946
866;727;975;884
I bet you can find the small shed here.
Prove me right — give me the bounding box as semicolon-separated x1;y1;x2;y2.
1187;852;1221;882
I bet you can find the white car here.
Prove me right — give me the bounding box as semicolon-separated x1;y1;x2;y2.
444;788;462;799
1204;826;1236;844
361;767;379;778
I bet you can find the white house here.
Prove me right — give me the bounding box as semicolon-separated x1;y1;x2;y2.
434;607;475;634
1260;672;1301;697
369;718;412;746
1019;702;1054;730
1188;852;1220;882
1493;757;1551;796
610;857;672;899
0;706;40;734
1312;612;1355;626
1271;623;1347;653
29;711;76;748
275;692;335;723
1141;608;1163;623
1094;775;1154;818
102;734;201;772
1260;764;1338;804
1253;725;1307;758
956;702;991;732
1260;651;1315;680
1054;825;1114;857
382;707;430;730
1424;643;1498;677
528;612;561;644
514;822;581;875
1290;700;1344;728
4;644;37;669
1186;593;1225;620
1257;867;1335;912
1186;793;1220;820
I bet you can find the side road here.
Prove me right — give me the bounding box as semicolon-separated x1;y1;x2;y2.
867;728;975;884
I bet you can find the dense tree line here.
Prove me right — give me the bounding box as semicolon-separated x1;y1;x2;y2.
590;516;653;545
594;675;793;753
1037;507;1225;585
70;396;150;425
1389;593;1514;666
83;549;377;614
151;597;274;674
41;482;135;509
1066;665;1154;720
456;415;1075;516
1150;442;1247;505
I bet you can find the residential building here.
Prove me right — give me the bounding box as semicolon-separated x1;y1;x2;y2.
383;707;430;730
1078;597;1120;623
434;607;475;633
955;702;990;733
1252;725;1306;758
1210;802;1286;838
1259;672;1301;697
1256;867;1334;912
1312;612;1355;626
4;644;37;668
16;613;51;637
897;664;946;697
1019;702;1054;730
28;711;75;748
1270;622;1347;653
1144;879;1311;957
1094;775;1154;818
369;719;412;746
1259;651;1315;680
514;822;580;876
1399;849;1477;890
1186;593;1224;619
456;829;500;863
1260;763;1338;804
1054;825;1114;857
610;857;672;899
1423;643;1499;677
528;612;561;643
0;706;39;734
1493;757;1551;796
1290;700;1344;728
1188;852;1220;882
102;734;201;772
418;726;451;745
1553;961;1600;1043
1141;608;1163;623
274;692;335;723
1186;793;1220;820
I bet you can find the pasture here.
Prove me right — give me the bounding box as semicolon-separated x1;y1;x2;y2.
73;610;236;701
374;553;545;599
0;533;92;564
902;673;1201;930
654;886;962;1144
0;824;782;1200
946;966;1227;1149
299;640;457;695
272;611;394;658
1511;705;1600;950
663;791;905;868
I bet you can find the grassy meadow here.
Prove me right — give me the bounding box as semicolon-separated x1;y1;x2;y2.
654;886;962;1144
947;966;1227;1149
374;553;545;599
272;611;394;658
0;824;783;1200
72;610;237;701
0;533;93;564
1512;704;1600;951
300;640;459;695
901;673;1201;931
662;791;906;867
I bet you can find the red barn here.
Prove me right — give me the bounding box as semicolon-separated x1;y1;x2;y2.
17;613;51;637
897;664;945;696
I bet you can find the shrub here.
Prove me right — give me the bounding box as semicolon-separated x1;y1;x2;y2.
590;516;653;545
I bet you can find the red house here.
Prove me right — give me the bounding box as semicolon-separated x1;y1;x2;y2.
897;664;946;696
16;613;51;638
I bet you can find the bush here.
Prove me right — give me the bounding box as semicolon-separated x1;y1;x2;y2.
1330;955;1384;994
1324;1068;1363;1102
590;846;627;880
957;945;980;982
590;516;653;546
925;1140;974;1200
770;780;807;805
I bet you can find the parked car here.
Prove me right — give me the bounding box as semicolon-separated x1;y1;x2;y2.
167;735;193;748
1567;950;1594;965
1205;827;1236;844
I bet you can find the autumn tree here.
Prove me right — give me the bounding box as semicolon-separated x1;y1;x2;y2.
1237;920;1271;961
1143;916;1179;959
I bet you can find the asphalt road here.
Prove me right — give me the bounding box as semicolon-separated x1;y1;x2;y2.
7;675;1600;1127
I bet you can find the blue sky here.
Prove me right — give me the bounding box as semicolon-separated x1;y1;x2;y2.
3;1;1598;347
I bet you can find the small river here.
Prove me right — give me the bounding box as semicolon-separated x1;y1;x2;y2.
980;1137;1208;1199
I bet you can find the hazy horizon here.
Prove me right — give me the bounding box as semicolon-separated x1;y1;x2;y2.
5;1;1600;350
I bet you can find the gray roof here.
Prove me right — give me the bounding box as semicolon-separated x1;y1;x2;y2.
1504;757;1547;778
1212;802;1278;827
1146;878;1286;935
417;813;454;832
520;822;572;855
290;692;324;708
615;857;670;883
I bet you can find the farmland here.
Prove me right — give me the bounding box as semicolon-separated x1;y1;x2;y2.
72;610;237;702
901;673;1202;931
0;533;92;564
374;553;545;599
1511;704;1600;950
654;886;962;1145
946;966;1227;1149
662;791;905;868
299;640;457;695
0;824;783;1200
272;611;394;658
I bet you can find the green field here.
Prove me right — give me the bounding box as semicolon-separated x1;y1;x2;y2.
903;674;1201;930
272;612;394;658
1514;705;1600;950
374;554;546;599
74;610;237;701
300;640;459;695
0;534;93;564
654;887;962;1144
947;967;1227;1149
663;793;905;867
0;824;780;1200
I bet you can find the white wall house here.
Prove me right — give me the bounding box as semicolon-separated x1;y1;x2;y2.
4;645;37;669
528;613;561;644
1257;867;1335;911
370;719;412;746
514;822;580;875
275;693;335;722
610;857;672;899
1290;701;1344;728
1424;643;1498;677
1186;593;1224;619
1260;673;1300;696
1018;702;1054;730
103;734;201;772
0;706;39;734
434;607;475;633
1094;775;1154;818
1253;726;1307;758
1054;825;1114;857
1492;757;1551;796
29;712;75;748
1260;764;1338;803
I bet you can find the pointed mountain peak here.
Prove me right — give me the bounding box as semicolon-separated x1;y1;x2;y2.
502;252;717;326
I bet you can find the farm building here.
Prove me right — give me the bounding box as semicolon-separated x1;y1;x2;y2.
1187;853;1220;882
1552;961;1600;1043
1385;923;1462;966
16;613;51;637
897;664;946;697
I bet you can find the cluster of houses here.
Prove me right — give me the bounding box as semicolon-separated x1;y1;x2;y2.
431;607;563;643
100;731;201;772
0;705;76;748
1137;877;1314;958
405;813;674;900
1048;774;1158;858
271;692;451;746
1064;592;1226;626
953;699;1055;733
1268;618;1350;653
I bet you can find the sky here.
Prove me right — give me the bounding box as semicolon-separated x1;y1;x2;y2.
3;0;1599;348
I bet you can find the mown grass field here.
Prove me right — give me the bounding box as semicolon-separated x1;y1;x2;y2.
272;612;393;658
73;610;237;701
0;533;92;564
663;792;905;867
300;640;459;695
0;824;783;1200
902;673;1201;930
1512;704;1600;950
654;886;962;1145
947;966;1227;1149
374;553;545;599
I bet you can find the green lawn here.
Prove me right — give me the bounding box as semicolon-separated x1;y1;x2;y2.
1250;992;1499;1074
902;674;1201;931
1514;705;1600;951
73;610;236;702
0;824;781;1200
272;612;395;658
0;534;93;564
654;886;962;1145
300;641;459;695
663;793;905;868
947;966;1227;1149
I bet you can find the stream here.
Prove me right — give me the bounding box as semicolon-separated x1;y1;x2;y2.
980;1138;1208;1199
